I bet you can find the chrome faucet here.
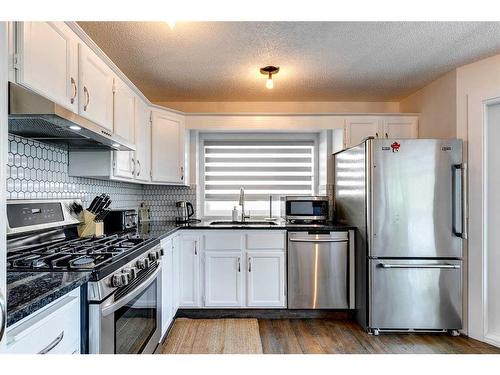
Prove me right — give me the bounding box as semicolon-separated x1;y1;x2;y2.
239;187;249;222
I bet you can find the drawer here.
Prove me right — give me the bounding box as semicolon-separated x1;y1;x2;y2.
246;231;285;250
6;290;81;354
204;232;243;250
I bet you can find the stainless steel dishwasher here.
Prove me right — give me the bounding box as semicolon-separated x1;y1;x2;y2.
287;231;354;309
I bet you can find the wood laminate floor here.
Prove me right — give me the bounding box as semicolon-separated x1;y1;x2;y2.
161;318;500;354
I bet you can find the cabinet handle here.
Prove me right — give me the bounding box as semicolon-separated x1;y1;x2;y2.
38;331;64;354
385;133;388;138
83;86;90;111
194;242;197;256
180;166;184;181
70;77;77;104
131;157;136;175
375;132;379;138
237;257;241;272
248;257;252;272
137;160;141;177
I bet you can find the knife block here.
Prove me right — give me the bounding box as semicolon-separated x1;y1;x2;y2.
78;210;104;237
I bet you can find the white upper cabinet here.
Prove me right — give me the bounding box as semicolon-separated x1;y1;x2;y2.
344;117;382;148
151;109;186;184
15;22;78;112
134;99;151;182
382;116;418;139
344;116;419;148
113;78;135;143
78;43;114;130
112;79;136;179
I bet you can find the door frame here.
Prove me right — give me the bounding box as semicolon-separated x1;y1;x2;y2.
467;89;500;347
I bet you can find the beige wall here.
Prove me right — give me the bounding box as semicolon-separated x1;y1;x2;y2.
155;101;400;114
399;70;457;138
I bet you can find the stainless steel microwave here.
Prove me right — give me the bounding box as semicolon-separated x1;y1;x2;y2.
285;196;329;222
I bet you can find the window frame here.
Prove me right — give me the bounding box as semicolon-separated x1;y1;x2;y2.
198;132;320;219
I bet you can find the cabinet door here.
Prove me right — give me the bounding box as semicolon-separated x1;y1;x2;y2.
382;117;418;139
113;151;135;179
78;43;114;130
179;235;201;307
161;239;174;337
16;22;78;112
113;78;135;143
134;100;151;182
246;251;286;307
345;117;382;148
151;110;185;183
204;251;243;307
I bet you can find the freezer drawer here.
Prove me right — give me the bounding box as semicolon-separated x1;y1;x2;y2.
287;232;349;309
369;259;462;330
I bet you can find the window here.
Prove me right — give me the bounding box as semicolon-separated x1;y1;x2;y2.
200;133;318;217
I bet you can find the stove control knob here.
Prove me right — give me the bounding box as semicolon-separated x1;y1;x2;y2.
136;258;149;269
120;273;129;286
148;252;157;261
111;274;123;287
156;249;163;258
123;267;136;281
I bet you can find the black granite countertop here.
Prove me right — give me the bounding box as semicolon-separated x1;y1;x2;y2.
136;219;355;241
7;271;90;327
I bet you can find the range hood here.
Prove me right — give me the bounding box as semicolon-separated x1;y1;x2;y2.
8;82;135;151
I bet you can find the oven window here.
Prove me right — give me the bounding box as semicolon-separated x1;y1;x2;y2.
114;280;157;354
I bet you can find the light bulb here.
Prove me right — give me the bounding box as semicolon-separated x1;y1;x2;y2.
266;77;274;89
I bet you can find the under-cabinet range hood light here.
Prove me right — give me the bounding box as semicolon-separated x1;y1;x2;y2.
8;82;135;151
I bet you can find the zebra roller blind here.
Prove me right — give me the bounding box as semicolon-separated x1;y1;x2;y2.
202;137;316;217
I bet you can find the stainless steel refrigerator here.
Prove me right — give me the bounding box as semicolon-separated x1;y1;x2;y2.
333;139;466;335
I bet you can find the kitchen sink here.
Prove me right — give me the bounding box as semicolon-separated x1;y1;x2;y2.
210;220;278;226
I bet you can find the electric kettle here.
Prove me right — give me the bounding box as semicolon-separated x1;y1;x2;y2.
175;201;198;223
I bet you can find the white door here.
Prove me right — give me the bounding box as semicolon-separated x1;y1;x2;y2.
78;43;114;130
16;22;78;112
134;99;151;182
112;79;136;180
382;117;418;139
345;117;382;148
468;89;500;348
1;22;8;350
246;251;286;307
179;235;201;307
161;239;174;337
151;110;185;183
204;251;243;307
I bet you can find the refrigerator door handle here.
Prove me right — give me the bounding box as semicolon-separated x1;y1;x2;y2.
452;163;468;239
378;263;461;269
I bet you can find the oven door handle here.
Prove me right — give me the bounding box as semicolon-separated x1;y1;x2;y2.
101;266;161;317
289;238;347;243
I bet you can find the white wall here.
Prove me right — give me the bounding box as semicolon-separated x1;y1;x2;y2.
399;70;457;138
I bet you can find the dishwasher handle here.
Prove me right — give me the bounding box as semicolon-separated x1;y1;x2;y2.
378;263;460;269
289;238;348;243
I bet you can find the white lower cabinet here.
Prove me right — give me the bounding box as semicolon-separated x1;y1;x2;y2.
246;251;286;307
204;251;243;307
179;234;202;307
161;237;174;338
3;288;81;354
178;230;286;309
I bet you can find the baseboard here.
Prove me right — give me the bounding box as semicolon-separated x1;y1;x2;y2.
175;308;354;320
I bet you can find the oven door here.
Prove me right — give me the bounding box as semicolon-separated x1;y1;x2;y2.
89;265;162;354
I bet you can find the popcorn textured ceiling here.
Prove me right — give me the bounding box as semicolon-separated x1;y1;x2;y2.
78;22;500;102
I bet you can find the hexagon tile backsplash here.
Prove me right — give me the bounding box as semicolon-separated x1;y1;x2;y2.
6;134;196;220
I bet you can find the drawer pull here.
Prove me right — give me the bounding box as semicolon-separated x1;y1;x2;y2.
38;331;64;354
378;263;460;269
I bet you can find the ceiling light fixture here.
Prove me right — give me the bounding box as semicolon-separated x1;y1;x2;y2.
69;125;81;131
167;20;176;30
260;66;280;89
